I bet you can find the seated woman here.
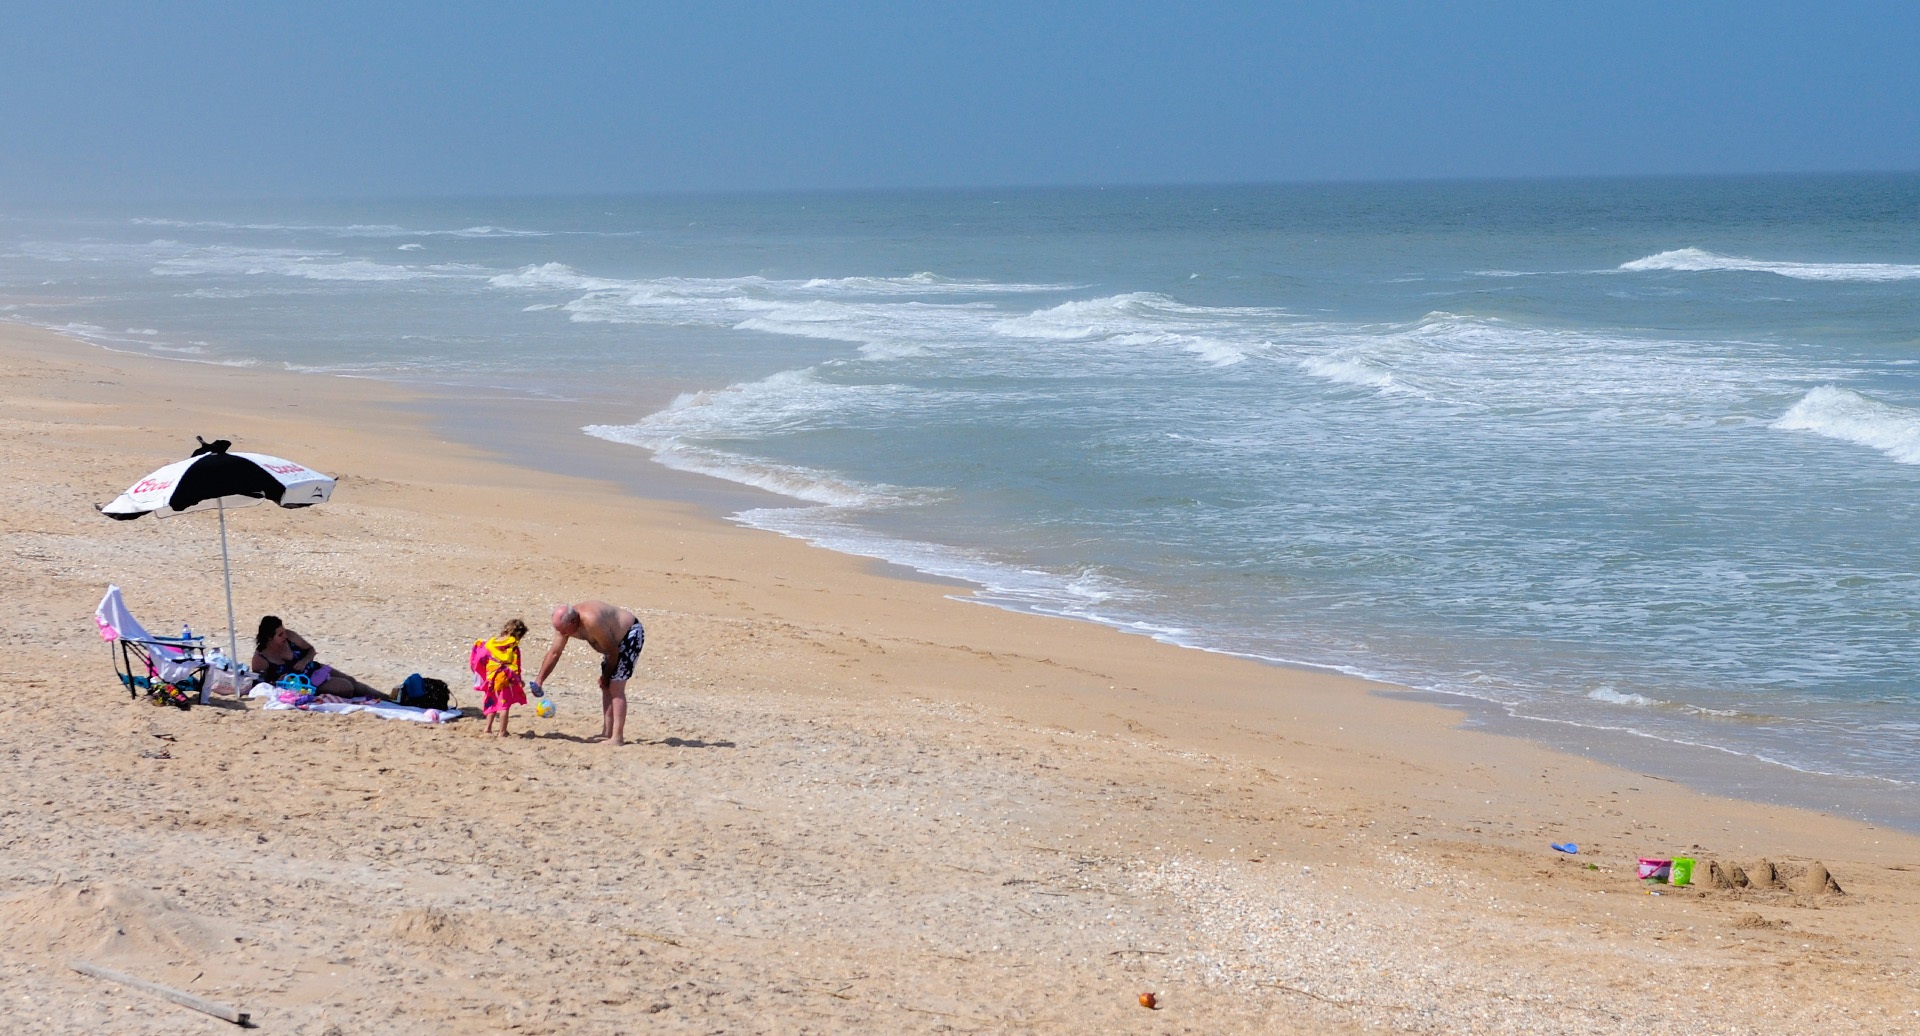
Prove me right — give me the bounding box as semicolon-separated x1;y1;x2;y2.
251;615;389;701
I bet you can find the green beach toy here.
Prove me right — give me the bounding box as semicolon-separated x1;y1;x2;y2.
1669;857;1695;887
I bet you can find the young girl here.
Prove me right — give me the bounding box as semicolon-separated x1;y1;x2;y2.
474;618;530;737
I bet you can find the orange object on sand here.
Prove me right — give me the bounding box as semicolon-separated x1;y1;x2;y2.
1139;992;1158;1009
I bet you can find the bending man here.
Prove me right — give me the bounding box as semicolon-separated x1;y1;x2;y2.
531;600;645;747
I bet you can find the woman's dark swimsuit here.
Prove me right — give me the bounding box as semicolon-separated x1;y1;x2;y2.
258;657;331;687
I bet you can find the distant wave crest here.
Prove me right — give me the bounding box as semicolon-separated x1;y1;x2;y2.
153;250;483;282
991;293;1280;365
489;263;1069;298
488;268;1260;363
487;262;629;292
1621;247;1920;282
1773;386;1920;464
132;217;548;238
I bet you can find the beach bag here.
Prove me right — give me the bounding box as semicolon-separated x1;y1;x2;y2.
149;683;194;710
419;677;450;710
397;673;451;711
203;667;257;697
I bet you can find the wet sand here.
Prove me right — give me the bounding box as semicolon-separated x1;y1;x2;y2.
2;323;1917;1034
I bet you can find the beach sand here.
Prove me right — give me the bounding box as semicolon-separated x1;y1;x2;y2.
2;322;1917;1034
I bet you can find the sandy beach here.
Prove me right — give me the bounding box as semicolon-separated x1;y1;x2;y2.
2;321;1917;1035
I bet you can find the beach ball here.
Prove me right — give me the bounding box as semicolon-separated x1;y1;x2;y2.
534;697;556;719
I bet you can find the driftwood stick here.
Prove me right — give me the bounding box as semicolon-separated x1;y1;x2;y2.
69;960;251;1026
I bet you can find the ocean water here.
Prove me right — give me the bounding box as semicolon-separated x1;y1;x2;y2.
7;176;1920;811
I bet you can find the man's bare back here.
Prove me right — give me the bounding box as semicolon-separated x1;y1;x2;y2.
557;600;637;658
533;600;645;746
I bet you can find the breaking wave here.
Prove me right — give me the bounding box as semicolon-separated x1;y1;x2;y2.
1773;386;1920;464
1621;248;1920;282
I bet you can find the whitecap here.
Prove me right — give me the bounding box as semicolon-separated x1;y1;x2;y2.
797;271;1072;295
735;300;992;354
992;292;1234;340
490;264;1067;300
487;263;637;292
1620;247;1920;282
1772;385;1920;464
1108;331;1246;366
989;294;1282;370
1298;353;1405;394
154;255;427;282
1280;310;1816;419
490;269;1265;371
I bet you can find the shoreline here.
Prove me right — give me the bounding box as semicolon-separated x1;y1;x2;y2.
5;320;1919;1032
19;316;1920;830
401;355;1920;834
20;317;1920;831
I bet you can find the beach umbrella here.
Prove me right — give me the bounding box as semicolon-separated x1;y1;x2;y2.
99;437;336;670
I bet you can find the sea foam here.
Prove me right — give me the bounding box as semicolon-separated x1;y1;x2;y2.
1586;686;1661;708
1285;311;1817;420
583;371;918;509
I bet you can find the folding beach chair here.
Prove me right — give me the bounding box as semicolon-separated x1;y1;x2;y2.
95;584;208;703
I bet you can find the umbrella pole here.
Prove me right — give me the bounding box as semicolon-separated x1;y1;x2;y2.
217;498;239;704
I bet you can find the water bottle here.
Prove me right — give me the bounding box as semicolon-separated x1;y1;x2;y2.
181;623;194;641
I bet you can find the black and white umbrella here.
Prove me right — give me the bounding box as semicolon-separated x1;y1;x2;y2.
100;437;336;667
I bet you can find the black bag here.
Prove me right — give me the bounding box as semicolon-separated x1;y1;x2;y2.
396;674;451;711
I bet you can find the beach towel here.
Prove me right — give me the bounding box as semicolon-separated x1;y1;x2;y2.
471;634;527;716
258;691;462;724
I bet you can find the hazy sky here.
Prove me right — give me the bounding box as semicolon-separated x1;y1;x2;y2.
4;2;1916;201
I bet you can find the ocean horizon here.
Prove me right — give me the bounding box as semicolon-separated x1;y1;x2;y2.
7;174;1919;825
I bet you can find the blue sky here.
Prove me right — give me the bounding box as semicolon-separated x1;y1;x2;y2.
3;2;1916;201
